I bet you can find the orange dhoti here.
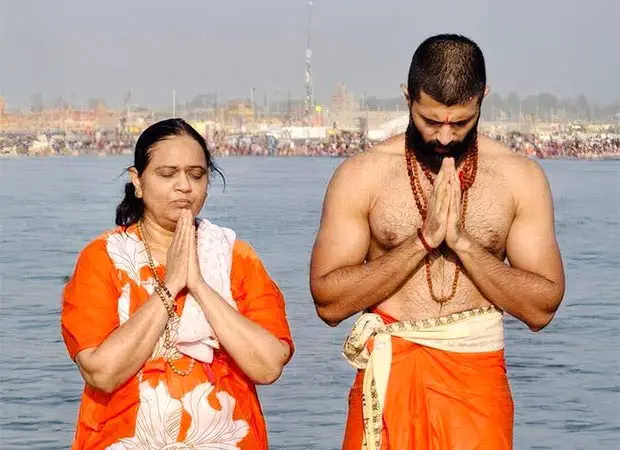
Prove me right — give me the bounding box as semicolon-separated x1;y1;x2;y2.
342;307;513;450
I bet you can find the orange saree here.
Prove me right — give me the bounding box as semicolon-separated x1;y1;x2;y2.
61;224;294;450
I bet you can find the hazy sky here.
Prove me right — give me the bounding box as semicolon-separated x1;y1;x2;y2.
1;0;619;109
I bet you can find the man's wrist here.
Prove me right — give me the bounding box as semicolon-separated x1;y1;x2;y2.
416;228;437;253
451;231;474;255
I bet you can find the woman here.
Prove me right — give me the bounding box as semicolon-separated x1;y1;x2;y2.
61;118;294;450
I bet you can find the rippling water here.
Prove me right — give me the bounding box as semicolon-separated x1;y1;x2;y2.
0;156;618;449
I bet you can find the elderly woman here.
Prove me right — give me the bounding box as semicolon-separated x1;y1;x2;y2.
61;118;294;450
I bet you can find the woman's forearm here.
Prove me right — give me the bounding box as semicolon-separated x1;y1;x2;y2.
76;293;169;393
191;280;290;384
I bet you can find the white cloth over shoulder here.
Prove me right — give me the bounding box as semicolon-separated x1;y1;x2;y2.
175;218;237;363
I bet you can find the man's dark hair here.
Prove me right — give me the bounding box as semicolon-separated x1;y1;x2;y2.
407;34;486;106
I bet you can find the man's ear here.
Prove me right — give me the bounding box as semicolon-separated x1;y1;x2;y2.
483;85;490;98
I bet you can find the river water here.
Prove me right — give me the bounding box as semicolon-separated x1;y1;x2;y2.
0;156;618;449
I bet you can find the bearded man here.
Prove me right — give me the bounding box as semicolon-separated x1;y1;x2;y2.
309;34;565;450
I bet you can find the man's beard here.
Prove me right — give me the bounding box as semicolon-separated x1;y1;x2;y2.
405;114;479;172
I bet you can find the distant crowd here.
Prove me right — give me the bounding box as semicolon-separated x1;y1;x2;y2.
488;130;620;159
1;128;619;160
209;129;620;160
207;130;370;158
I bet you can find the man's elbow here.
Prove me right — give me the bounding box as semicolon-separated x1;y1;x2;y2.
315;304;344;327
528;312;555;332
528;290;563;332
310;279;343;327
527;280;566;333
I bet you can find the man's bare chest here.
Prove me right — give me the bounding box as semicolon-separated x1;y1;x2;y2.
369;170;515;255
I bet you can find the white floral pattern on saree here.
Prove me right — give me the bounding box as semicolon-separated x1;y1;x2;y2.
106;231;149;285
105;381;249;449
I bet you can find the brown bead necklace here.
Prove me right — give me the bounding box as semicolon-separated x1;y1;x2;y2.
404;142;478;304
137;221;195;376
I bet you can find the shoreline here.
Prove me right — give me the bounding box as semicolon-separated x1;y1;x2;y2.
1;152;618;161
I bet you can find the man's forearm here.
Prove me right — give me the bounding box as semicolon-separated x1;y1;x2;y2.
311;235;428;325
453;234;563;331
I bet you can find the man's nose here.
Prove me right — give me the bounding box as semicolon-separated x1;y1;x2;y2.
436;125;454;146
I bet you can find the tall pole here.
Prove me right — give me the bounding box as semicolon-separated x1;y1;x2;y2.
172;89;176;117
250;86;256;127
304;0;314;125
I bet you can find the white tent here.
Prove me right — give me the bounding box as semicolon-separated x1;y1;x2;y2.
368;114;408;140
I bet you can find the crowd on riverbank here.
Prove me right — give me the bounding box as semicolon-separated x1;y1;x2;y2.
200;128;620;159
1;128;619;160
487;130;619;160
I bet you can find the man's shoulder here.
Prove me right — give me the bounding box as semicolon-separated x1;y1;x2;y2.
325;136;404;209
479;134;546;177
334;134;404;177
479;135;550;201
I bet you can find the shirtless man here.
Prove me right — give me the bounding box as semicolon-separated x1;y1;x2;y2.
309;34;565;450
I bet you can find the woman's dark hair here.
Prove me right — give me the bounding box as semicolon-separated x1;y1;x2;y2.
115;118;224;227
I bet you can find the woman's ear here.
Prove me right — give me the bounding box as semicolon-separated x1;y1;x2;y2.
129;167;142;198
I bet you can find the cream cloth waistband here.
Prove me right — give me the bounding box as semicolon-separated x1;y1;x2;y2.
342;306;504;450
